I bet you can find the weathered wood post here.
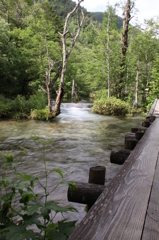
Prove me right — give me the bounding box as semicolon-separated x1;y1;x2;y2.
110;148;131;165
87;166;106;211
142;119;150;128
67;182;106;205
125;132;138;150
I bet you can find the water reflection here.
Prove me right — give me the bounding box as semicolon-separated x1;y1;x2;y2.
0;103;144;222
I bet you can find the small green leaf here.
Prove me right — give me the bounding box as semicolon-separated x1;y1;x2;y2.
49;169;63;178
4;154;13;163
59;220;77;237
0;225;36;240
45;201;77;213
12;162;17;169
58;181;77;190
17;172;32;181
40;206;50;221
20;193;34;205
22;213;40;226
2;192;14;202
27;204;41;216
45;227;67;240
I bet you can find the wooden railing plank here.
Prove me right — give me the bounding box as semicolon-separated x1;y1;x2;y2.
142;156;159;240
147;98;157;117
68;118;159;240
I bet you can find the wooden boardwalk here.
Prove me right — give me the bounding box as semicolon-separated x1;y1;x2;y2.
68;99;159;240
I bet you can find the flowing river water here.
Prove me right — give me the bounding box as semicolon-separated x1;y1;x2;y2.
0;103;145;223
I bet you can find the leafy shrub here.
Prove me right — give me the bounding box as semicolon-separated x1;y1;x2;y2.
90;90;108;100
10;95;26;114
0;92;47;119
0;137;77;240
92;97;128;116
0;95;10;117
30;107;53;121
27;91;47;111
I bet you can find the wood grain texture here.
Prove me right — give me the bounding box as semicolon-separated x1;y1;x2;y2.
142;156;159;240
68;118;159;240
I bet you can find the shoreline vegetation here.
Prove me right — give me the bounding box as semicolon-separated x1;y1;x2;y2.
0;91;145;121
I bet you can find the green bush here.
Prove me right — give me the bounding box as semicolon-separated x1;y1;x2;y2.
92;97;128;116
0;95;10;117
10;95;26;113
30;107;53;121
0;92;47;119
27;91;47;111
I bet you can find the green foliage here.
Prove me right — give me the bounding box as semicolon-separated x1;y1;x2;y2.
0;138;77;240
92;97;128;116
94;90;108;100
27;91;47;110
30;107;53;120
0;0;159;109
0;92;47;118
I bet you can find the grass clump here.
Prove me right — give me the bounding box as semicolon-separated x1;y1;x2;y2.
30;107;54;121
92;96;128;116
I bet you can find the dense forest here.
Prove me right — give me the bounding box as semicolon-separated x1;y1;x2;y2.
0;0;159;119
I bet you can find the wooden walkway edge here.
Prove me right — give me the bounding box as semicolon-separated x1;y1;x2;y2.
68;107;159;240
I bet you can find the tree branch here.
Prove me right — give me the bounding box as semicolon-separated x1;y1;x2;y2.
66;8;85;59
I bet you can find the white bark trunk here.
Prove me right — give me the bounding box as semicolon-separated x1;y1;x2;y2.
135;58;140;108
54;0;84;116
72;79;75;102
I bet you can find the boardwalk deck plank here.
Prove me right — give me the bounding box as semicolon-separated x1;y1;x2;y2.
142;156;159;240
69;118;159;240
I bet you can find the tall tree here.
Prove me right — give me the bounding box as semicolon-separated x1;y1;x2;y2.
91;4;119;97
54;0;84;116
117;0;134;99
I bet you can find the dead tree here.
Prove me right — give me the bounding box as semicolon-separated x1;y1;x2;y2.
54;0;84;116
134;58;140;108
75;83;79;101
45;35;61;114
45;35;53;114
117;0;134;99
71;79;75;102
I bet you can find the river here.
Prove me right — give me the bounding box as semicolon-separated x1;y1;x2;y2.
0;103;145;223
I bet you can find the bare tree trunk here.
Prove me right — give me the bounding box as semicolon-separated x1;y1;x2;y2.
45;71;52;114
135;58;140;108
117;0;134;99
75;83;79;101
107;0;110;98
45;35;53;114
91;4;111;98
71;79;75;102
145;54;149;98
54;0;84;116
